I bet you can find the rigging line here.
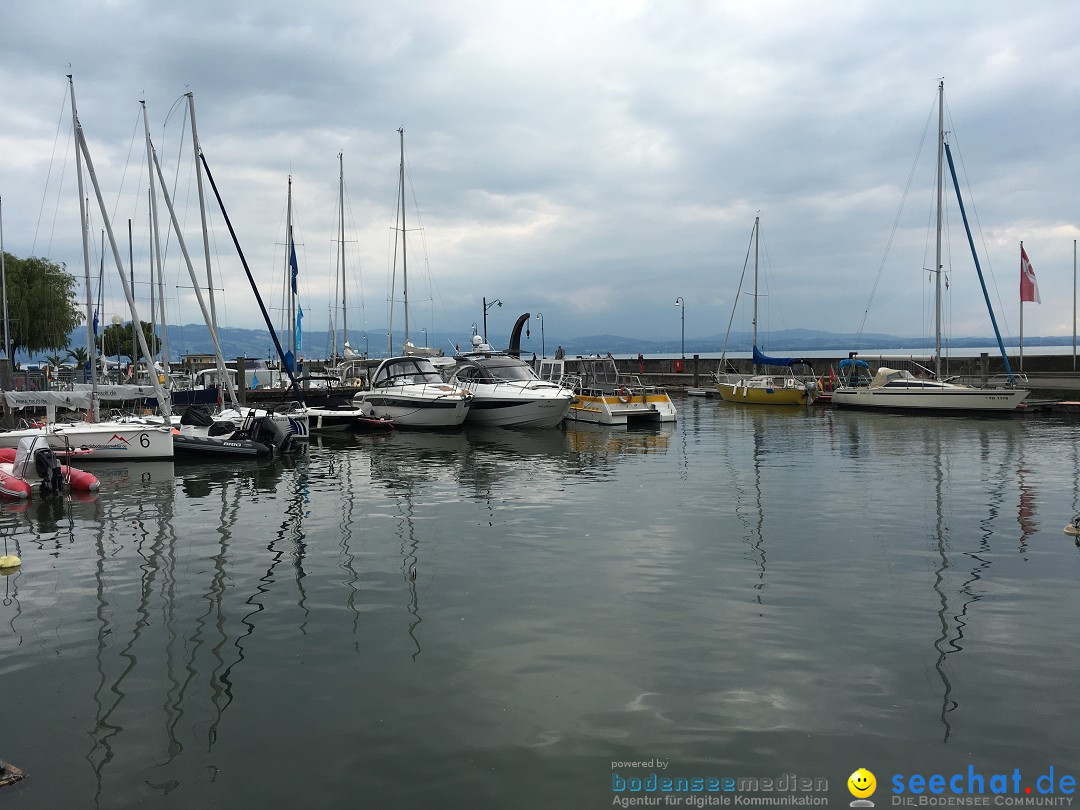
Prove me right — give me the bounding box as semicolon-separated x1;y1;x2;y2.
719;225;756;362
198;151;305;405
33;83;73;257
401;143;451;334
112;109;147;227
855;91;937;343
944;117;1012;339
340;173;367;322
156;97;191;267
757;224;789;343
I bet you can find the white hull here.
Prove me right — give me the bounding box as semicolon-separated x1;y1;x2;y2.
465;397;571;428
354;392;470;427
305;407;363;432
356;355;472;428
0;422;175;460
832;385;1028;412
461;380;573;428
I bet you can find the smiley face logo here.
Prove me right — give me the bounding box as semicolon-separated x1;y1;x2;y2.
848;768;877;798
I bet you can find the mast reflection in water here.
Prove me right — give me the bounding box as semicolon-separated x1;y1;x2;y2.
1;410;1078;808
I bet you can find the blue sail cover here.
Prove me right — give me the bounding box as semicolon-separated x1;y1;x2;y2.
753;345;799;367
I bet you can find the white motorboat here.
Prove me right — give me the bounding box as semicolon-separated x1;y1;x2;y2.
292;375;374;432
448;336;574;428
353;356;471;428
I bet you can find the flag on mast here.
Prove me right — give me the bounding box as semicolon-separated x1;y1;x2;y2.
289;239;299;295
1020;245;1041;304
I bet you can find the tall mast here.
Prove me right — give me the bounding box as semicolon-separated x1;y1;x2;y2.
286;175;295;359
399;127;409;347
149;135;239;408
141;100;169;376
69;74;99;417
0;197;9;364
339;151;347;354
187;93;232;407
934;79;944;380
752;215;760;373
75;114;171;417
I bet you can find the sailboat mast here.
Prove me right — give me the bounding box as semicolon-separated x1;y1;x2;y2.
286;175;295;359
752;215;760;373
0;197;10;363
934;79;944;380
150;137;239;408
141;100;169;376
187;93;233;407
399;127;409;347
69;75;99;417
339;152;347;353
75;119;172;417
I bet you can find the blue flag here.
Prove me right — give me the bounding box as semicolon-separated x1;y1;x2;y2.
289;239;298;295
92;309;99;336
296;305;304;353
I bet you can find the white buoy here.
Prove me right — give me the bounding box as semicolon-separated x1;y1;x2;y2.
0;554;21;570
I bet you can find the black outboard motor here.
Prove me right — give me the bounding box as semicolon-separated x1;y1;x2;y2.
33;446;64;496
252;415;297;454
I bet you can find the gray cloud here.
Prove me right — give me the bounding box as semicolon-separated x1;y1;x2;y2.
2;0;1077;352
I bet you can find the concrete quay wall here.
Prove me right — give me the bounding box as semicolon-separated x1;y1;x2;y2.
230;351;1080;407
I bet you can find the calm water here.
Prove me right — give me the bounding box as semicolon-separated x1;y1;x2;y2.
2;397;1080;808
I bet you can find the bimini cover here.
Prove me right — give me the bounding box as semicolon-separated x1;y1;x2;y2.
838;358;870;371
13;436;50;480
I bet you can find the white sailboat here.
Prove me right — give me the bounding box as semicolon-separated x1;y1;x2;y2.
832;81;1029;413
0;76;175;460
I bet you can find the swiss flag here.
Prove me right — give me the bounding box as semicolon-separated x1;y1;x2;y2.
1020;245;1041;304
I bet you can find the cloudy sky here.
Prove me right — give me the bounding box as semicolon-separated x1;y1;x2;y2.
2;1;1078;354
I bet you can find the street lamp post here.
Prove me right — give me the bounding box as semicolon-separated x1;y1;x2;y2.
675;297;685;359
535;312;545;359
482;297;502;343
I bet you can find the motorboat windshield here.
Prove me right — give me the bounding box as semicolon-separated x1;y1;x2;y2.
372;357;447;387
456;358;540;383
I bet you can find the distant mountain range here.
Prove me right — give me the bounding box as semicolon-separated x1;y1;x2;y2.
45;324;1078;364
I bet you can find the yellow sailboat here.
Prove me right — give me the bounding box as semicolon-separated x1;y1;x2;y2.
716;216;819;405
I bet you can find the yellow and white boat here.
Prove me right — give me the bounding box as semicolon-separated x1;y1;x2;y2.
715;216;818;406
716;369;817;405
537;355;677;426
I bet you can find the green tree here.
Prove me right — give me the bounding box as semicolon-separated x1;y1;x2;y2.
44;352;64;371
101;321;161;364
1;252;83;355
66;346;90;369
